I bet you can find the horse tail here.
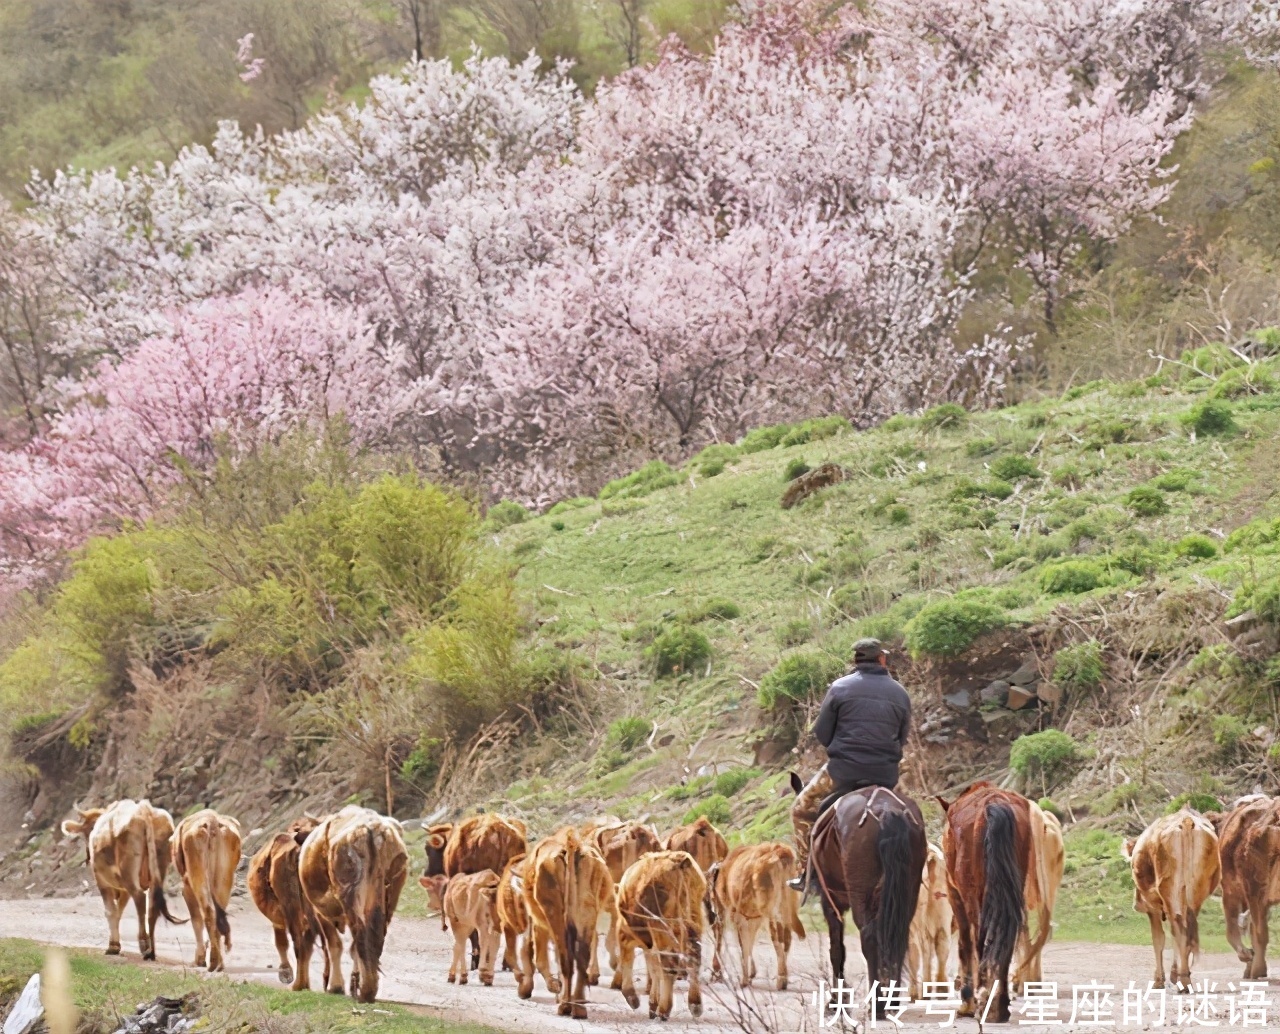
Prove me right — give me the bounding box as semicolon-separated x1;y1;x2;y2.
871;811;917;984
979;802;1024;980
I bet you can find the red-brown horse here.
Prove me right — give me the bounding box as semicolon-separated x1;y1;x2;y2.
810;787;927;1019
939;782;1034;1023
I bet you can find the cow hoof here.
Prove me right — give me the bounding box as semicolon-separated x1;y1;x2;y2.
105;945;121;956
448;974;457;984
327;986;345;996
278;966;293;986
776;977;788;991
481;975;494;987
571;1005;587;1020
689;1001;702;1018
517;982;533;999
649;1005;657;1020
588;974;599;986
548;979;562;994
459;976;468;986
556;1002;572;1017
623;992;639;1010
142;950;156;962
610;973;623;991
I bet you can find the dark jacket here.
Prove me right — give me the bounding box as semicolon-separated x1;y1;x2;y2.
812;662;911;788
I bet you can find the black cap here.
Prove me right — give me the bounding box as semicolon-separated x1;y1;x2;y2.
853;638;886;663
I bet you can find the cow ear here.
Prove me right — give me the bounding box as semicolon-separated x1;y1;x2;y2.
788;772;804;795
1121;838;1135;860
427;832;448;850
934;795;951;814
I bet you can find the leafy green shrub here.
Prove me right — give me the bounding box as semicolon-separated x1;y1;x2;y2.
950;478;1014;501
1009;730;1083;791
880;414;915;432
1051;464;1083;490
1084;418;1139;448
1166;792;1221;814
989;455;1042;481
780;415;850;447
919;402;967;431
664;775;711;801
1209;366;1275;399
1150;469;1196;492
1180;399;1236;437
689;598;742;622
966;437;999;458
1224;516;1280;554
1125;486;1169;517
784;457;811;481
1052;640;1104;691
1063;380;1105;401
483;500;528;530
550;520;566;531
887;505;911;526
1110;545;1168;577
1179;343;1244;378
547;496;594;515
1175;534;1218;559
647;625;711;677
739;424;791;453
599;460;681;500
777;619;813;647
683;794;731;827
757;652;841;709
700;459;727;478
606;716;653;754
903;598;1006;658
1229;575;1280;623
1039;559;1107;595
713;768;759;798
1212;714;1248;752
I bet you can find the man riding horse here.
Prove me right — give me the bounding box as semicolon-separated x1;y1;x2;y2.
788;637;911;892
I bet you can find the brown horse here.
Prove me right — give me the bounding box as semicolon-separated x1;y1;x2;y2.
810;787;927;1019
939;782;1035;1023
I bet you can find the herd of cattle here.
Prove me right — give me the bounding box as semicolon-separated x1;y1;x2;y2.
50;785;1280;1023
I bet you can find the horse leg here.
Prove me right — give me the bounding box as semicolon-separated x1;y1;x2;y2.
952;894;977;1017
822;899;847;993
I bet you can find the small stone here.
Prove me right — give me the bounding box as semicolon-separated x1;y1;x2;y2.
1006;686;1036;710
1009;660;1040;687
924;733;952;745
980;681;1010;705
1036;682;1063;705
2;974;42;1034
944;689;972;709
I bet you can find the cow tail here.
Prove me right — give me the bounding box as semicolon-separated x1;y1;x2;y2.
149;813;185;926
979;802;1024;980
870;811;916;985
1026;810;1054;961
207;821;231;945
1178;815;1200;959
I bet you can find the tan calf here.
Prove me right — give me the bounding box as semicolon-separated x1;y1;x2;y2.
907;843;952;999
248;816;324;990
592;821;662;981
62;799;184;960
172;808;242;972
421;870;503;985
615;850;707;1021
499;856;560;997
664;816;729;873
1123;807;1220;988
299;806;408;1003
1012;803;1065;991
521;827;615;1018
707;842;805;990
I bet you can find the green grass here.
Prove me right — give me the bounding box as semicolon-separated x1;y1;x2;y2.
0;940;496;1034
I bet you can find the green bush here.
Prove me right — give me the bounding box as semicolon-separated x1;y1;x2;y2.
1165;791;1222;814
784;457;811;481
712;768;759;798
950;478;1015;501
1209;366;1275;399
1212;714;1248;752
887;505;911;526
1084;417;1139;447
1009;730;1083;790
1037;797;1065;820
1052;640;1104;691
483;500;528;530
919;402;968;431
1125;486;1169;517
1180;399;1236;437
547;496;594;516
777;619;813;647
740;424;791;453
903;598;1006;658
550;519;566;532
606;716;653;754
689;598;742;622
757;652;841;709
989;455;1042;481
1150;469;1197;492
1039;559;1107;595
1175;534;1218;559
780;415;850;447
966;437;999;458
700;459;727;478
880;414;915;432
599;460;681;500
683;794;731;827
1224;516;1280;554
1229;575;1280;624
647;625;711;677
1179;343;1244;378
1051;464;1084;490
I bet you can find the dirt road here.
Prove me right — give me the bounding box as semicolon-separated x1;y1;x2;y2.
0;896;1272;1032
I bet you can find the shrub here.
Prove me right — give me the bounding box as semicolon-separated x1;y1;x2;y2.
989;455;1042;481
483;500;528;530
689;598;741;622
1224;516;1280;554
599;460;681;500
757;652;841;709
1009;730;1083;791
1209;366;1275;399
700;459;727;478
777;619;813;647
647;625;711;677
880;414;915;432
1150;469;1196;492
1175;534;1218;559
784;457;811;481
606;716;653;754
1039;560;1106;595
950;478;1014;501
965;437;999;458
713;768;759;798
1037;797;1065;820
739;423;792;453
1166;792;1222;814
1179;343;1244;378
550;520;566;532
547;496;594;515
1212;714;1248;752
1125;486;1169;517
1051;464;1083;490
1230;575;1280;624
1180;399;1236;437
780;415;850;447
919;402;967;431
683;794;731;827
887;505;911;526
1052;640;1104;691
903;598;1006;658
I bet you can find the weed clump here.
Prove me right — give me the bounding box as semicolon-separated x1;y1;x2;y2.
784;457;810;481
484;500;529;530
776;619;813;647
689;598;741;622
600;460;681;500
989;455;1042;481
1051;464;1084;490
683;794;731;827
1150;469;1197;492
1212;714;1248;754
919;402;968;432
966;437;998;458
1052;640;1104;691
1010;730;1083;792
903;598;1006;658
1175;534;1218;559
1125;486;1169;517
647;624;711;677
1180;399;1236;437
712;768;759;797
594;716;653;774
1039;559;1107;595
1165;791;1221;814
757;652;840;709
740;416;849;453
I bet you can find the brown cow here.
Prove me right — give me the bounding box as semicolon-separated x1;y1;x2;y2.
664;816;729;873
424;814;527;970
498;856;561;997
62;799;184;959
172;808;243;972
907;842;952;1000
299;806;408;1003
248;816;324;990
592;821;662;981
706;842;804;990
1122;807;1220;989
1212;795;1280;978
420;870;503;985
521;826;615;1018
615;851;707;1021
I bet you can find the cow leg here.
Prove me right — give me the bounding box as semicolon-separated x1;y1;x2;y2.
735;915;761;986
517;928;536;999
605;912;619;972
100;888;126;955
316;915;345;994
553;928;575;1016
272;925;294;985
644;950;661;1019
503;927;518;974
293;923;317;992
572;924;594;1020
655;955;675;1021
182;884;206;969
534;925;560;993
1144;911;1166;988
132;889;154;960
770;918;791;991
451;927;467;984
469;929;480;971
1170;912;1192;990
907;930;922;1001
481;924;499;986
687;924;703;1018
1248;904;1270;980
710;914;726;983
932;926;949;985
586;925;601;986
616;924;640;1010
1224;891;1252;966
